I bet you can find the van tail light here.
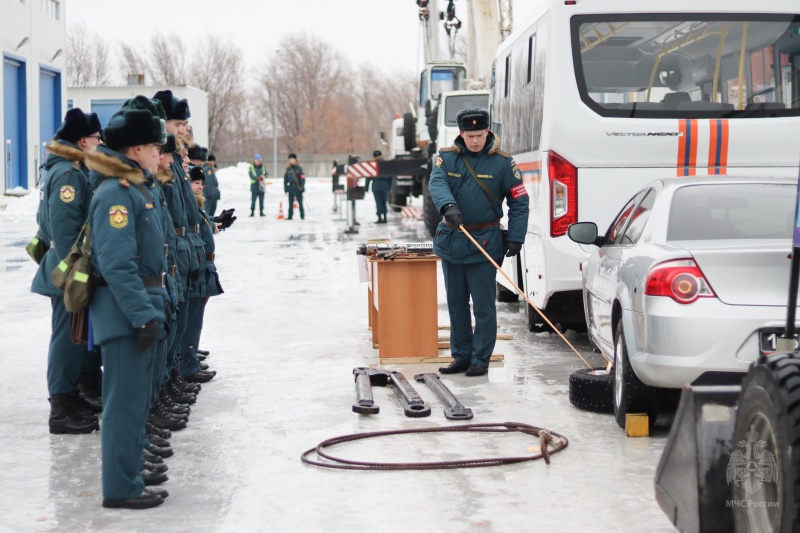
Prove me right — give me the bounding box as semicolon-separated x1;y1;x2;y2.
548;150;577;237
644;259;716;304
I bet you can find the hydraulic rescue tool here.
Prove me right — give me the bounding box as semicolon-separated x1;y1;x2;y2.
352;367;390;414
414;372;473;420
388;371;432;417
356;242;434;260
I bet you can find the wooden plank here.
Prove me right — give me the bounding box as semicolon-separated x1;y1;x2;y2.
380;353;504;365
437;334;513;343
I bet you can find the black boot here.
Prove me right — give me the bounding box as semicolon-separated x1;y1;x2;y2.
140;469;169;486
146;422;171;441
159;387;190;415
166;379;197;405
77;370;103;413
49;392;100;434
171;369;201;394
249;210;254;217
102;490;164;509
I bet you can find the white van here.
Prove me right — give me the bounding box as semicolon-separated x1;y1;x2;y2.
490;1;800;331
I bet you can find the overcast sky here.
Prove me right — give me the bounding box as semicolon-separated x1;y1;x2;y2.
65;0;539;76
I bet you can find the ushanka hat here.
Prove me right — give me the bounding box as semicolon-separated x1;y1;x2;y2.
188;144;208;161
188;165;205;182
103;96;167;151
55;108;102;143
456;107;489;131
152;89;191;121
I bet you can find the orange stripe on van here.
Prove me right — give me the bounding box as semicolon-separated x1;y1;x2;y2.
708;119;719;173
518;161;541;184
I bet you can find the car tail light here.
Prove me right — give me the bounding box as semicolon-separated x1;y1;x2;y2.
644;259;716;304
548;151;577;237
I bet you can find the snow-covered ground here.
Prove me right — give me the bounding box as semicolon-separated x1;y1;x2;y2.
0;164;675;532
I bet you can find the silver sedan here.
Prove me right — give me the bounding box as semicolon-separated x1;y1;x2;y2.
568;176;798;428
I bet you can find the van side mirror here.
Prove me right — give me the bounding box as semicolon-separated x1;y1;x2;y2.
568;222;601;246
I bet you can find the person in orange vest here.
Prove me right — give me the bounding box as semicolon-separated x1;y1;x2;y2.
248;154;268;217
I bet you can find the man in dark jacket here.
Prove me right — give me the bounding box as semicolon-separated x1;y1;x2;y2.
429;108;529;377
203;152;220;216
365;150;391;224
31;108;103;434
249;154;267;217
85;99;169;509
283;153;305;220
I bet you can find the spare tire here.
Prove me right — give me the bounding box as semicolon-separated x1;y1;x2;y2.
569;367;614;414
732;353;800;532
403;112;416;152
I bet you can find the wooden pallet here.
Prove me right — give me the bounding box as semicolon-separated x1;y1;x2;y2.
379;353;504;364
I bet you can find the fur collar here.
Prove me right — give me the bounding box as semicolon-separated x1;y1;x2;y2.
84;149;146;186
444;134;506;157
157;168;175;185
46;140;87;165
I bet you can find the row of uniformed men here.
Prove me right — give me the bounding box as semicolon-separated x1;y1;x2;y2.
31;90;235;509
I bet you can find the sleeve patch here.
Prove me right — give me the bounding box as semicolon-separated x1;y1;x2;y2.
436;156;443;168
109;205;129;228
59;185;76;203
510;183;528;199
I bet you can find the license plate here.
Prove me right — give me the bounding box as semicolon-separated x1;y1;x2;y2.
759;329;800;355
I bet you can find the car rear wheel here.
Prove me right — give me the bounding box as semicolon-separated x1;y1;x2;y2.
732;354;800;532
612;321;658;429
569;368;614;414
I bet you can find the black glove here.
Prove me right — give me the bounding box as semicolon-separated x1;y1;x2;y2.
214;208;237;229
505;241;522;257
137;319;158;351
443;204;462;229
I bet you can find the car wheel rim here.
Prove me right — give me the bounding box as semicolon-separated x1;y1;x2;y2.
738;412;782;531
614;336;624;410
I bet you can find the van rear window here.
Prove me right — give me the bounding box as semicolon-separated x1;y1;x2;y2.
572;15;800;119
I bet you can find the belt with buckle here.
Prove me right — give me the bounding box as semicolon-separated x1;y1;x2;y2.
97;273;165;288
187;224;200;233
206;252;215;261
462;220;500;231
174;226;186;236
168;265;177;277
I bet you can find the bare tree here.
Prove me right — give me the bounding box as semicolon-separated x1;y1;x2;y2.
150;33;187;85
188;35;245;153
118;42;150;85
66;21;111;87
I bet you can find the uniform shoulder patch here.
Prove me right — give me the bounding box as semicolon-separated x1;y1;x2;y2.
109;205;129;229
118;178;130;188
435;156;443;168
494;149;511;159
59;185;76;203
510;159;522;180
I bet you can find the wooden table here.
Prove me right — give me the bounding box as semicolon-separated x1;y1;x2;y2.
367;255;439;359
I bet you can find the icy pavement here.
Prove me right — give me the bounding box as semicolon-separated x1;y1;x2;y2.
0;164;675;532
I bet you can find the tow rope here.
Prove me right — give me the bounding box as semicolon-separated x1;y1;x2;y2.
301;422;568;470
460;226;596;370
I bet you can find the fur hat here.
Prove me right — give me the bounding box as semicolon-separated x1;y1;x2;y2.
104;97;167;151
161;134;177;154
152;90;191;121
372;150;382;159
55;108;102;143
188;165;205;182
207;153;216;162
188;144;208;161
288;153;297;160
456;108;489;131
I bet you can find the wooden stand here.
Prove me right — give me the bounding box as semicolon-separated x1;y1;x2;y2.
368;256;439;359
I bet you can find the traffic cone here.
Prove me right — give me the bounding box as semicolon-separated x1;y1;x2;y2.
276;201;285;220
293;198;299;210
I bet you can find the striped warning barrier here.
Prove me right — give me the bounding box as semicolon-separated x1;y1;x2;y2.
401;206;423;219
346;162;378;178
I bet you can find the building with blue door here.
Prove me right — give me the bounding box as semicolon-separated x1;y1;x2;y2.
1;0;66;196
67;85;209;148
